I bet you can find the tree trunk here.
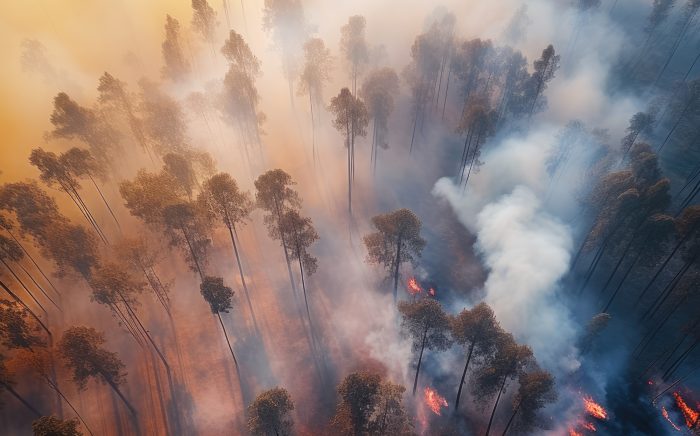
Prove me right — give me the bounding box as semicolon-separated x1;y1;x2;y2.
455;342;475;410
217;312;239;368
2;382;41;417
392;236;403;303
16;261;60;310
0;278;51;338
484;376;508;436
501;402;521;436
180;226;204;281
88;174;121;231
602;248;643;312
46;377;95;436
0;258;48;314
7;230;61;298
298;254;312;328
412;325;429;395
641;258;694;320
654;11;697;84
658;98;693;152
635;230;691;305
228;222;257;331
663;338;700;381
102;375;137;418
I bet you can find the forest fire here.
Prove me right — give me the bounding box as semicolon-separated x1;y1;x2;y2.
407;277;422;296
568;429;583;436
583;396;608;420
582;421;596;431
661;406;682;431
424;387;448;416
673;392;699;428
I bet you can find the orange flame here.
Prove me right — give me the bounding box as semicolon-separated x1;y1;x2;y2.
582;421;596;431
407;277;422;296
583;396;608;420
424;386;448;416
568;429;583;436
661;406;682;431
673;392;699;428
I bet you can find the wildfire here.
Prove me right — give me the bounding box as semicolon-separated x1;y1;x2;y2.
407;277;422;296
568;429;583;436
424;386;448;416
673;392;699;428
583;396;608;420
661;406;682;431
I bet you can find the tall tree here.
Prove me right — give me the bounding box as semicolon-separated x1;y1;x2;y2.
278;209;318;326
191;0;217;48
247;387;295;436
398;299;452;395
199;173;255;326
360;68;399;171
58;326;136;417
340;15;369;96
200;276;238;368
0;298;45;350
162;152;198;200
113;237;170;313
329;88;369;215
474;333;533;436
162;15;190;81
162;202;211;280
456;97;497;186
255;169;302;294
138;80;190;155
451;303;503;410
620;111;656;160
331;370;380;435
298;37;333;158
120;169;187;226
501;369;556;435
364;208;426;302
526;45;560;117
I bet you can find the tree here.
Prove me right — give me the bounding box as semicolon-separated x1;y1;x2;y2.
191;0;217;47
360;68;399;171
331;370;380;435
200;276;238;368
255;169;302;294
298;37;333;159
49;92;116;169
162;202;211;280
340;15;369;95
247;387;295;435
198;173;255;324
525;45;560;117
42;222;100;281
501;369;556;435
161;15;189;81
0;299;44;350
620;111;656;160
138;79;189;155
29;148;108;244
278;209;318;325
367;379;412;435
364;208;426;302
113;237;170;313
398;299;452;395
0;181;65;244
222;29;261;77
451;303;503;410
262;0;307;105
120;169;187;226
658;79;700;151
221;60;264;153
456;97;497;187
162;152;198;200
32;416;82;436
329;87;369;215
473;333;533;436
58;326;135;416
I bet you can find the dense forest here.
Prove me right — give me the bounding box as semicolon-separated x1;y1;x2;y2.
1;0;700;434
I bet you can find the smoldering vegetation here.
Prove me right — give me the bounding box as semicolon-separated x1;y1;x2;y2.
1;0;700;435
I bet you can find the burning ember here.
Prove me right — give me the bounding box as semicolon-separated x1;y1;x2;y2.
568;429;583;436
407;277;422;296
673;392;699;428
424;387;448;416
661;406;682;431
583;396;608;420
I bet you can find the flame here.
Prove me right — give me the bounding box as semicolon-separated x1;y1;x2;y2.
424;386;448;416
568;429;583;436
673;392;699;428
407;277;422;296
582;421;596;431
583;396;608;420
661;406;682;431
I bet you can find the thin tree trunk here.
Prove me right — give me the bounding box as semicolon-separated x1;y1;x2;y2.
2;382;41;417
298;254;312;328
392;237;403;303
180;226;204;281
102;375;137;417
16;261;60;310
658;99;693;152
1;258;48;314
641;258;694;320
455;342;475;410
0;278;51;338
46;378;95;436
635;231;690;304
412;325;429;395
88;174;121;231
217;312;239;368
7;230;61;298
228;222;257;332
602;248;643;312
485;376;508;436
501;402;521;436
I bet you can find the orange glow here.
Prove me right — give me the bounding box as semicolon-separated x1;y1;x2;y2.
582;421;596;431
568;429;583;436
424;386;448;416
407;277;422;296
673;392;699;428
583;396;608;420
661;406;682;431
